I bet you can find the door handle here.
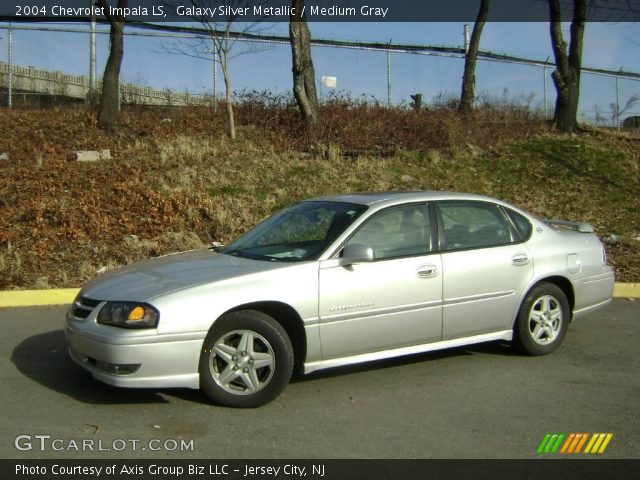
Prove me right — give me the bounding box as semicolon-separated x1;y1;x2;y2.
417;265;439;278
511;253;530;266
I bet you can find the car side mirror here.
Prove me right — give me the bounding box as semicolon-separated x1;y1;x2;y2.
338;244;374;266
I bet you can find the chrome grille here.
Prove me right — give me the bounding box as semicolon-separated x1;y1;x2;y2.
70;297;102;320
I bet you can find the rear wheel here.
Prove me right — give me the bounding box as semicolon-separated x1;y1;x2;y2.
514;283;569;355
199;310;293;408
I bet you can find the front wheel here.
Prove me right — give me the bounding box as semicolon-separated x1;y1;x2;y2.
199;310;293;408
513;283;570;356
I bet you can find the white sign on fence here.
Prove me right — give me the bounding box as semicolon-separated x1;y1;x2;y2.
321;76;337;88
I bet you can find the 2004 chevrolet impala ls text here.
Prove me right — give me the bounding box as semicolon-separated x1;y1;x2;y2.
66;191;614;407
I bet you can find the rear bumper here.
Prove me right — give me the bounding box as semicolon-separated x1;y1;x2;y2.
66;327;202;389
572;267;615;320
572;297;612;321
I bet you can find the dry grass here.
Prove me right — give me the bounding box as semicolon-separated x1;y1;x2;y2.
0;103;638;288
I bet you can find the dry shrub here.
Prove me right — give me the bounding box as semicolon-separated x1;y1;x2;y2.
229;89;546;154
1;101;637;288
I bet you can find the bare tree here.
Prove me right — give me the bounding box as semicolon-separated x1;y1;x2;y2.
214;11;237;140
96;0;127;131
548;0;586;132
290;0;319;125
170;1;269;140
460;0;490;115
610;94;639;127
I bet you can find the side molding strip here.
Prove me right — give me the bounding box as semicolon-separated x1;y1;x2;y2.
304;330;513;374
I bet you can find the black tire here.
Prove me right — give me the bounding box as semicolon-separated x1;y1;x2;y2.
513;283;570;356
199;310;294;408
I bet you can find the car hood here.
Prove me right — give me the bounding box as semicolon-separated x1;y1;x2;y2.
80;248;289;302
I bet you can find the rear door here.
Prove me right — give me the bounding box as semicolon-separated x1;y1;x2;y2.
436;201;534;339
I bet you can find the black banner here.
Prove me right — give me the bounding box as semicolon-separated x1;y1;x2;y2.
3;459;640;480
1;0;639;23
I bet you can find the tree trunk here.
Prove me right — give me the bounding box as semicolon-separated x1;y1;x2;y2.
290;0;319;125
548;0;585;132
221;49;236;140
97;0;127;131
460;0;490;115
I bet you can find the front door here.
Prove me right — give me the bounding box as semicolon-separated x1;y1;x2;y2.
318;203;443;360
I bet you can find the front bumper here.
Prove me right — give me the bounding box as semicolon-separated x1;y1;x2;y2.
65;327;203;389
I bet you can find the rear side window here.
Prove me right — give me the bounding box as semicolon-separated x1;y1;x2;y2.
439;201;512;250
504;208;533;241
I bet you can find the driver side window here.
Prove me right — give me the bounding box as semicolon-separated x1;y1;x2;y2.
345;203;431;260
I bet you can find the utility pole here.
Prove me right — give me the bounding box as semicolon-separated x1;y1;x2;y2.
212;46;217;112
386;46;391;108
543;63;548;119
543;67;548;119
615;74;620;131
7;22;12;109
542;56;552;120
89;0;97;93
464;24;470;54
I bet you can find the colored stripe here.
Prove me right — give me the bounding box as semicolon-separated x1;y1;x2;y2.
567;434;581;454
590;434;606;453
584;434;598;453
560;433;575;454
574;433;589;453
545;434;560;453
598;434;613;453
537;434;552;454
551;434;565;453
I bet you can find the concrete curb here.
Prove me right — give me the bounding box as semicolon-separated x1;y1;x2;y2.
0;283;638;308
613;283;640;299
0;288;80;308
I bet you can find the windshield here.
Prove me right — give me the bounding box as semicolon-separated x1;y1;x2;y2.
223;201;368;262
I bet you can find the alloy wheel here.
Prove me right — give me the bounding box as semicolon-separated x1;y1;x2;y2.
528;295;563;346
209;329;276;395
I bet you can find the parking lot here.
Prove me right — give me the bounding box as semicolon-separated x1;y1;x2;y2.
1;300;638;459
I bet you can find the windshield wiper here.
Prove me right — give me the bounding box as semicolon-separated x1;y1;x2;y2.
223;248;247;257
223;249;275;262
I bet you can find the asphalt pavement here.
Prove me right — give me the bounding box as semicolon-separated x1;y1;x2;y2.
1;300;638;459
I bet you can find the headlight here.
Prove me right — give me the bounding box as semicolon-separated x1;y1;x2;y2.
97;302;159;329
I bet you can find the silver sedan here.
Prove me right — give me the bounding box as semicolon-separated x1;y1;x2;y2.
66;192;615;407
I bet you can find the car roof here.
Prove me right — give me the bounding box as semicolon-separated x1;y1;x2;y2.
308;191;503;208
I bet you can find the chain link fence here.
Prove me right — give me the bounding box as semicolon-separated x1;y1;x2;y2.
1;22;639;128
